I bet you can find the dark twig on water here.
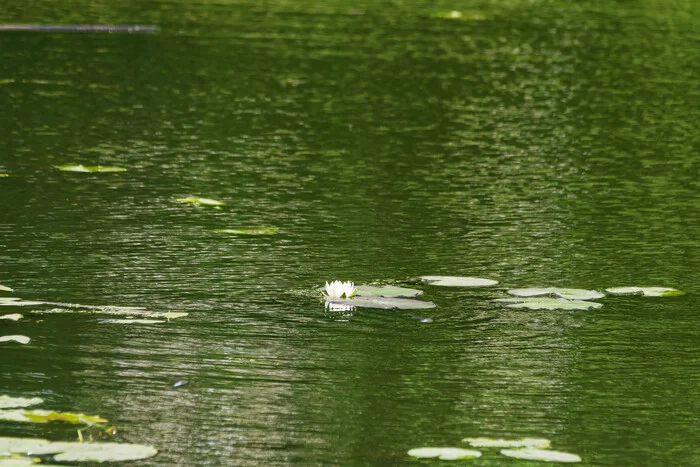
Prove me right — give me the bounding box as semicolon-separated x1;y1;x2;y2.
0;24;159;33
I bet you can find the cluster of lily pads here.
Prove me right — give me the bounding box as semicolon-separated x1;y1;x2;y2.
8;165;281;236
0;395;158;463
319;276;684;313
0;283;187;345
409;437;581;463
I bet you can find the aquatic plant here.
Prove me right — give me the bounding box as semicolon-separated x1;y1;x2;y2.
323;281;356;299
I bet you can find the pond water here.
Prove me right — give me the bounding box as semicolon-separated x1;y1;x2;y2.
1;0;699;465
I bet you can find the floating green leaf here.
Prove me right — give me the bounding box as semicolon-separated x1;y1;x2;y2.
408;447;482;460
0;173;9;178
355;285;423;298
429;11;488;21
100;319;165;324
0;396;43;409
0;314;22;321
0;437;158;463
463;437;550;448
54;164;127;173
326;296;436;310
175;196;225;206
213;227;279;235
0;285;13;292
500;448;581;463
507;288;604;301
0;409;106;424
605;286;684;297
0;335;30;344
496;297;603;311
420;276;498;287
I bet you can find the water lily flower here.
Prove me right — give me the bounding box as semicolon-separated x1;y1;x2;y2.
323;280;356;299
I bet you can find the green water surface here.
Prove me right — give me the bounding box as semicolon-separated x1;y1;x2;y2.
1;0;699;465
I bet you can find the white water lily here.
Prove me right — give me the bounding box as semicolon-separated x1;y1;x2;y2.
323;281;356;299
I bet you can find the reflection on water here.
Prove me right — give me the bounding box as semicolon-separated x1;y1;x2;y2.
1;0;699;465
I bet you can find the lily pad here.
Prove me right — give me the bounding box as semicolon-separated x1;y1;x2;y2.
0;285;12;292
213;227;279;235
605;286;684;297
0;409;106;424
0;314;22;321
54;164;126;173
0;298;46;307
0;396;43;409
0;457;45;466
100;319;166;324
0;437;157;463
507;288;604;300
326;297;436;310
0;335;30;344
496;297;603;311
420;276;498;287
429;11;488;21
355;285;423;298
175;196;225;207
408;447;482;460
500;448;581;463
463;437;550;448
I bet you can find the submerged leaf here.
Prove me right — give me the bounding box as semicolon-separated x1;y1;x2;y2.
213;227;279;235
0;314;23;321
507;288;604;300
0;335;30;344
175;196;225;206
54;164;126;173
408;447;482;460
500;448;581;463
0;409;106;424
605;286;684;297
355;285;423;298
463;437;550;448
0;396;43;409
496;297;602;311
326;297;435;310
420;276;498;287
